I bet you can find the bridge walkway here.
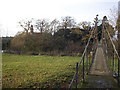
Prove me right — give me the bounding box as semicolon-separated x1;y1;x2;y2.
81;44;119;88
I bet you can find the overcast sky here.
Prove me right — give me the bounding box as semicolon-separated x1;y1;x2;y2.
0;0;119;37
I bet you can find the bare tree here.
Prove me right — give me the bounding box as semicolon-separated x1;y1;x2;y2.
19;20;33;34
109;6;118;27
49;19;60;33
61;16;76;29
35;19;49;34
78;21;91;30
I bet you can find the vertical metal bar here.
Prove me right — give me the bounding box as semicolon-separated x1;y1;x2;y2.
86;49;88;75
76;62;78;89
114;53;116;73
90;51;92;68
118;58;120;86
85;50;86;71
106;42;108;61
83;54;85;83
92;49;94;65
89;54;90;70
113;49;114;72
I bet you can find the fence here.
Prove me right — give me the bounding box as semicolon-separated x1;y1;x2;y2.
68;30;97;89
103;24;120;86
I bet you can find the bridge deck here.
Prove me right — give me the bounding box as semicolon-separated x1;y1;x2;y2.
81;44;119;88
90;44;110;75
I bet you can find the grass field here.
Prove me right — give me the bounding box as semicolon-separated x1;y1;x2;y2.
2;53;81;88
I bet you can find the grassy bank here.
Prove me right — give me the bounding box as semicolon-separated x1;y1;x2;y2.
2;53;81;88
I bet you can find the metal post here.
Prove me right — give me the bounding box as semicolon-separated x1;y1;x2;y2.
94;15;99;45
85;50;86;71
76;62;78;89
92;49;94;65
113;49;114;72
88;50;91;71
114;54;116;73
118;58;120;86
86;49;88;74
83;55;85;83
102;21;104;45
106;41;108;61
89;54;90;70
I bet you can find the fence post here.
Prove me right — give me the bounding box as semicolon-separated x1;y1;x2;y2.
86;49;88;75
113;49;114;72
76;62;78;89
92;49;94;65
118;58;120;86
83;54;85;83
88;51;90;72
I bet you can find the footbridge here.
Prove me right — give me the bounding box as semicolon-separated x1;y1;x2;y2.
68;15;120;89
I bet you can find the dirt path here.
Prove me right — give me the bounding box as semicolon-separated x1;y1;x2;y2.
81;44;119;88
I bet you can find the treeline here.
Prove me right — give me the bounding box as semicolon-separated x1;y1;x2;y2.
10;16;94;56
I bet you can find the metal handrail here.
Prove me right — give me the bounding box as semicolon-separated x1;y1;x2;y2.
78;30;94;67
105;28;120;60
68;30;94;89
104;24;120;86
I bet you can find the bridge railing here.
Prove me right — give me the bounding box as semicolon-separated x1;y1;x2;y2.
103;25;120;86
68;30;97;89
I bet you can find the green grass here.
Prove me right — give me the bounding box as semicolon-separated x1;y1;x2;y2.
108;58;118;72
2;53;81;88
